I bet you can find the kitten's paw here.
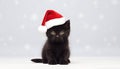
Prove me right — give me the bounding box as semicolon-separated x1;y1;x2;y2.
59;59;69;65
48;60;57;65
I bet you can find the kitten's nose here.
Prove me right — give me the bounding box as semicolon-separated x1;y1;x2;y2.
56;35;59;37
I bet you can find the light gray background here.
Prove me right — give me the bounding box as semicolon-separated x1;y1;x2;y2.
0;0;120;58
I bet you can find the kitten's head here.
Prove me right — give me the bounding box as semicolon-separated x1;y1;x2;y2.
46;20;70;43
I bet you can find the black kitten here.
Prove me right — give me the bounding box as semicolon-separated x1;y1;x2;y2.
31;20;70;65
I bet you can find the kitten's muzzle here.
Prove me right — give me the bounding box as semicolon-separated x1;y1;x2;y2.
56;35;59;37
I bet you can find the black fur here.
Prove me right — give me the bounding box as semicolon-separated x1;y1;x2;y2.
31;20;71;65
31;59;42;63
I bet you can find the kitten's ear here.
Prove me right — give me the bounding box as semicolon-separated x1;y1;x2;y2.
64;20;70;29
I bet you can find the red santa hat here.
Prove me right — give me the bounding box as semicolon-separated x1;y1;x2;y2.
38;10;65;32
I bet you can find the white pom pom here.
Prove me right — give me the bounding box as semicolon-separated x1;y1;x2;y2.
38;25;47;33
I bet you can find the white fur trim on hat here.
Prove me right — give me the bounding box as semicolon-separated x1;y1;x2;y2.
38;25;47;33
46;17;65;29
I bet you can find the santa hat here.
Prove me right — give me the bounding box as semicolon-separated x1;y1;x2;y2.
38;10;65;32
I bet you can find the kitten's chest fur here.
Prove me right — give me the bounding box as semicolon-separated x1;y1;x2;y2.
46;40;68;57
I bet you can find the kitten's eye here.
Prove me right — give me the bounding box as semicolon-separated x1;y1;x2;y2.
60;31;64;35
51;31;56;35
